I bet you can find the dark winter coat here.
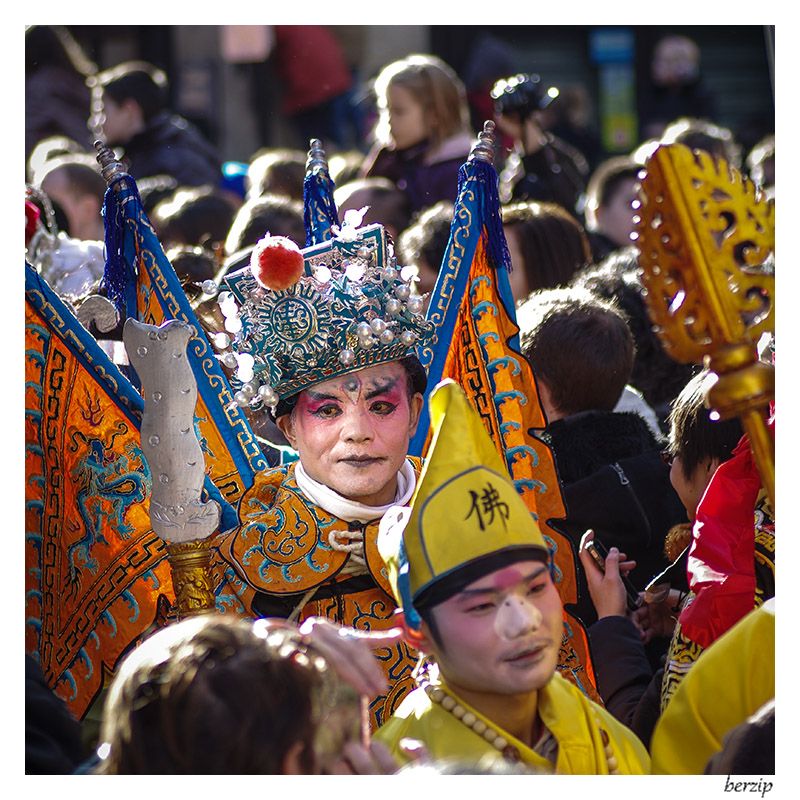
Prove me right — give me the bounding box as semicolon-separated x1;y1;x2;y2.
362;132;472;215
587;230;622;265
501;133;589;217
118;112;221;187
588;615;664;750
541;410;688;626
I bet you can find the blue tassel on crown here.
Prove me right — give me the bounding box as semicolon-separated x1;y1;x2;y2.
457;126;512;274
100;175;142;319
302;138;340;247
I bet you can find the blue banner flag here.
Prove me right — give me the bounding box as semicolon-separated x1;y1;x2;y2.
100;165;273;507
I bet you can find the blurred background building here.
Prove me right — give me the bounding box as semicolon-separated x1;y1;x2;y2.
64;24;774;163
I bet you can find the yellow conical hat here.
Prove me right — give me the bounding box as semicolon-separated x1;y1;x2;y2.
378;379;549;628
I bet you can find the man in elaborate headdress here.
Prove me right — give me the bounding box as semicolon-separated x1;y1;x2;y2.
375;379;650;772
208;219;434;727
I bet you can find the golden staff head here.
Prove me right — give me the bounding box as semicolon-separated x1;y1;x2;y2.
633;142;773;362
633;143;774;508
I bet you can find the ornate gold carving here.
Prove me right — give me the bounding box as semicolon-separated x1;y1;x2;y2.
634;144;774;507
166;540;217;617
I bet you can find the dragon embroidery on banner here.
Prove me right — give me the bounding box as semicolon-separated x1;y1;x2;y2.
65;429;151;584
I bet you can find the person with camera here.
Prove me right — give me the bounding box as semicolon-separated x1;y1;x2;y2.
575;368;772;754
492;73;589;218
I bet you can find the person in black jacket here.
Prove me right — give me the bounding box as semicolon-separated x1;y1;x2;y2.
90;61;221;187
517;286;687;630
574;368;745;749
492;73;589;219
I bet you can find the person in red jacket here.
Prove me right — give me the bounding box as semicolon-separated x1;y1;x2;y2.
272;26;354;151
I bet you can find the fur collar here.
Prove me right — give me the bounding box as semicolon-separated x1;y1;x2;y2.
424;131;473;166
542;410;665;486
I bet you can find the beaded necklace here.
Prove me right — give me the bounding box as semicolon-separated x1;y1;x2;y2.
421;678;621;774
422;681;522;762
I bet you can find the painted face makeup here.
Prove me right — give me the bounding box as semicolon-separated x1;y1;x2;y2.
426;561;563;697
279;362;422;506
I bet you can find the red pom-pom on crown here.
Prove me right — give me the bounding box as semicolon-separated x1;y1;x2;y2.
25;199;41;246
250;235;305;291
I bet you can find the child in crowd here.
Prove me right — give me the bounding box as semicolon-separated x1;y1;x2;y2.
90;615;407;774
361;54;473;214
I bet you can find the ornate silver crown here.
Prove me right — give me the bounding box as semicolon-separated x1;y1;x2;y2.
214;221;434;412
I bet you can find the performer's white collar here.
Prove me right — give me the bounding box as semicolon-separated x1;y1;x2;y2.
294;459;416;523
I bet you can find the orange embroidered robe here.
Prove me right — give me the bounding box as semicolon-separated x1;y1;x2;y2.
211;459;423;727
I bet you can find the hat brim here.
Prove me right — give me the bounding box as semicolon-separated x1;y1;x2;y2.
413;545;550;612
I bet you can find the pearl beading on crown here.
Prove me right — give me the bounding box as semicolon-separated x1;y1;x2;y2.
205;221;434;413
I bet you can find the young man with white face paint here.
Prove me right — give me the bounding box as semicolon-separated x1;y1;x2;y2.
213;226;434;729
376;380;650;773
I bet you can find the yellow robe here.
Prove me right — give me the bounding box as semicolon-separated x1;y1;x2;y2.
650;598;775;774
376;671;650;774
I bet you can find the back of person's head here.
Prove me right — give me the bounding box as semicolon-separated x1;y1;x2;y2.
95;616;327;774
136;174;180;215
153;186;238;249
36;154;107;240
660;116;741;169
95;61;168;122
518;286;634;417
396;200;454;293
502;201;592;300
224;193;306;256
666;368;744;482
167;246;219;294
247;148;307;201
746;134;775;190
328;150;366;187
373;54;469;147
584;156;641;234
334;178;412;243
571;246;697;417
25;25;95;77
27;135;86;183
37;154;106;200
704;699;775;775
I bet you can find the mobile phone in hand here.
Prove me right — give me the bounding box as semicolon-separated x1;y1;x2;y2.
584;537;643;612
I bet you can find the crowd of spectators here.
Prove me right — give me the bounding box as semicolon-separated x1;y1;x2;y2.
25;25;775;778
